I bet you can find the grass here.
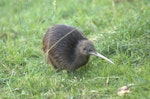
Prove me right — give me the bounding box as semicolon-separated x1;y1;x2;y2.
0;0;150;98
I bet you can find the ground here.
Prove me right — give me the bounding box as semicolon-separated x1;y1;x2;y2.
0;0;150;98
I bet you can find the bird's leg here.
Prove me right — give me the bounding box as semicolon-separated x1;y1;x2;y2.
67;70;76;74
56;69;61;73
69;65;78;72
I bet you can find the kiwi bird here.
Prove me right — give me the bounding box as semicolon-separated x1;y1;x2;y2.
42;25;114;72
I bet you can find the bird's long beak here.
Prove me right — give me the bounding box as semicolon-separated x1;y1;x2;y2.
89;52;114;64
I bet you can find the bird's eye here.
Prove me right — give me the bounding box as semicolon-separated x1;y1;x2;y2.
83;48;86;50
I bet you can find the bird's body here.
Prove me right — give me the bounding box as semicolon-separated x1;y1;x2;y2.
42;25;114;72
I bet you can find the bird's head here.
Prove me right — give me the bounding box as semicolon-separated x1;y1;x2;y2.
77;40;114;64
78;40;95;56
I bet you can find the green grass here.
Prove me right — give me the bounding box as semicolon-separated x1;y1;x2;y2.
0;0;150;98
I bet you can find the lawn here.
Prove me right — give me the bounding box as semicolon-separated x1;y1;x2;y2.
0;0;150;98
